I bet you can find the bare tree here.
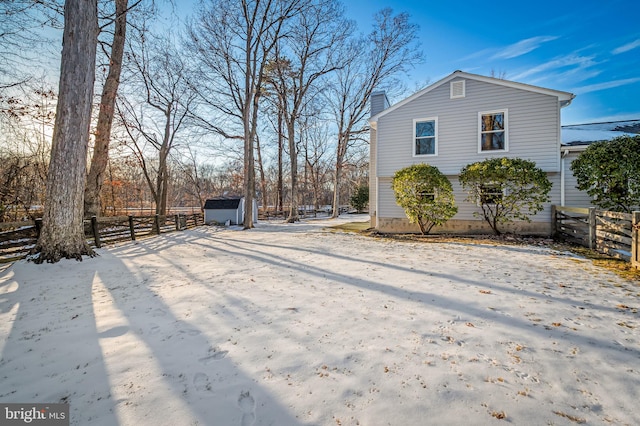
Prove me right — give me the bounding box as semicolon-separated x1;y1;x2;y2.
118;30;196;215
327;8;422;218
186;0;302;228
263;0;352;222
0;1;63;90
301;114;333;210
84;0;131;218
32;0;98;263
0;86;55;221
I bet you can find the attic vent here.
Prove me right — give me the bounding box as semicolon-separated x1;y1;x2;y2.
450;80;466;99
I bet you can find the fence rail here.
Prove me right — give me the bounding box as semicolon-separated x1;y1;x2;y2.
552;206;639;269
0;213;204;263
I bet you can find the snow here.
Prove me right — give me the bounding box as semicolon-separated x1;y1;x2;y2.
1;215;639;425
562;119;640;144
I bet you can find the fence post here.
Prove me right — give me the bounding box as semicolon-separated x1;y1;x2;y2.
175;214;181;231
633;211;640;270
128;215;136;241
550;205;557;238
588;207;596;250
34;218;42;238
91;216;102;248
154;214;161;235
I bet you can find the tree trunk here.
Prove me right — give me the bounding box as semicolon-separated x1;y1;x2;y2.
331;161;342;219
256;134;267;211
156;145;169;215
286;120;299;222
242;96;256;229
331;134;347;219
84;0;128;218
277;112;283;214
33;0;98;263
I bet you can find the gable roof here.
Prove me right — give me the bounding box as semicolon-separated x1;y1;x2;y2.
204;197;242;210
370;70;575;128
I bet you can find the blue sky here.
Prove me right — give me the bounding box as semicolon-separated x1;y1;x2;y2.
343;0;640;124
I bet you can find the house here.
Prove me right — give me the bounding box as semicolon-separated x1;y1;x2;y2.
203;196;258;225
560;120;640;207
369;70;575;235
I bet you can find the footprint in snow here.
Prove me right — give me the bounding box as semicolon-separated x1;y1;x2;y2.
193;372;212;393
238;391;256;426
199;348;228;364
151;308;166;317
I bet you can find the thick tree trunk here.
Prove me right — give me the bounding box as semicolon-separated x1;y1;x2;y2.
84;0;128;218
243;132;255;228
242;98;256;229
33;0;98;263
156;147;169;215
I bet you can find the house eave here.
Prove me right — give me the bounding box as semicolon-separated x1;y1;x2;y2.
369;70;575;127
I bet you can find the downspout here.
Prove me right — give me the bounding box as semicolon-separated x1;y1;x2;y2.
561;149;569;206
375;177;380;229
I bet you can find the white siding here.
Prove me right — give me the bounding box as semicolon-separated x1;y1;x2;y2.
376;77;561;178
369;128;378;225
564;151;595;207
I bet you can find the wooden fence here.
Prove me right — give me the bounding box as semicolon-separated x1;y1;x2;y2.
552;206;639;269
0;213;204;263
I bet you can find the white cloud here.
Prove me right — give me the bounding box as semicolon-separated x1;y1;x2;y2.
510;54;596;81
612;39;640;55
490;36;559;60
573;77;640;95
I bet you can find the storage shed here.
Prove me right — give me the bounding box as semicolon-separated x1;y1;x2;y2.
203;197;258;225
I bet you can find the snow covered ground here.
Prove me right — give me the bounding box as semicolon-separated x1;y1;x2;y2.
1;215;639;425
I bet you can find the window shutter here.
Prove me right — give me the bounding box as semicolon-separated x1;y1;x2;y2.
450;80;465;99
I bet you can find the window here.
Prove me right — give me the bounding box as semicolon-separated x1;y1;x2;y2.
418;190;435;202
450;80;465;99
479;110;508;152
479;183;504;205
414;118;437;156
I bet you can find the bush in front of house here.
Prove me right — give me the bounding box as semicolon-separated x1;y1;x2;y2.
391;164;457;234
350;184;369;213
570;135;640;213
459;157;551;235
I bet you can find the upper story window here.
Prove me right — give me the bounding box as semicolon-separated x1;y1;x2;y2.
413;117;438;156
479;110;508;152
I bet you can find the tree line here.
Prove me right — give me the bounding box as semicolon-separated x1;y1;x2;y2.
0;0;422;262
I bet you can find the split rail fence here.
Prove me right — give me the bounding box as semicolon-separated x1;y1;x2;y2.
552;206;640;269
0;213;204;263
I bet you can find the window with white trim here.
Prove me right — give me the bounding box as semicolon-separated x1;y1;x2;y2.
479;183;504;205
418;190;436;202
413;118;437;156
479;110;508;152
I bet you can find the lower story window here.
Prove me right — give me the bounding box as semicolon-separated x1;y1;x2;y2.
418;190;435;202
479;183;503;204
